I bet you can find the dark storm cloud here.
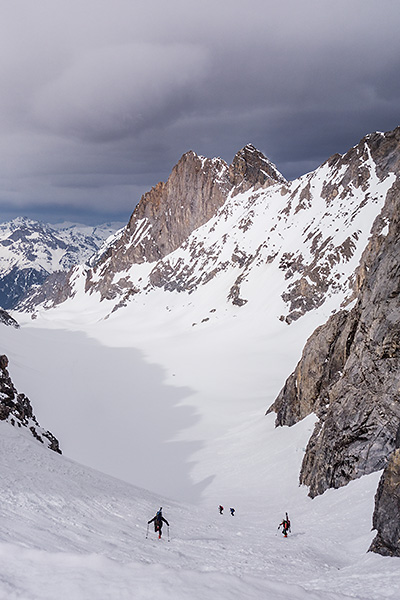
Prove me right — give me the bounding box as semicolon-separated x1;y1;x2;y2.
0;0;399;224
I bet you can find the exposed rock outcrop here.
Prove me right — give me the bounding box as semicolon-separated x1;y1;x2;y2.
268;172;400;494
0;354;61;454
369;426;400;557
126;144;285;265
0;309;19;328
267;127;400;554
17;270;74;313
229;144;286;194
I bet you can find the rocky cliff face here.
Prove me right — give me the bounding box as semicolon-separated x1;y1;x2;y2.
0;354;61;453
268;127;400;555
82;145;286;301
369;426;400;557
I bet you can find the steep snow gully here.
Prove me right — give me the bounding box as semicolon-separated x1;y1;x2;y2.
0;413;396;600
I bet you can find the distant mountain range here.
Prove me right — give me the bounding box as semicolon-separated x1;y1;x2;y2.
0;218;124;309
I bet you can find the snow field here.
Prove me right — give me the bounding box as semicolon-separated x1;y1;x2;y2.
1;414;397;600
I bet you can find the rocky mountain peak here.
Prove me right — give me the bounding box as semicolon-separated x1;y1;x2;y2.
84;144;283;301
113;144;282;258
124;149;231;262
320;127;400;200
229;143;286;193
364;126;400;176
20;128;398;318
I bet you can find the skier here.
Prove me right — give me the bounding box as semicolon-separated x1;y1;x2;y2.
148;507;169;539
230;507;235;516
218;505;224;514
278;512;291;538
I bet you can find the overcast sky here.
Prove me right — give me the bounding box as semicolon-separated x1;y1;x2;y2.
0;0;399;225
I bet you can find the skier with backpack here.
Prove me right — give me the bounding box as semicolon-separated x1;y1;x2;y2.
148;507;169;539
278;512;291;538
218;505;224;514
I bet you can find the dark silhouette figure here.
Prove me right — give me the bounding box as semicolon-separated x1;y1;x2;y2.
218;505;224;514
148;507;169;539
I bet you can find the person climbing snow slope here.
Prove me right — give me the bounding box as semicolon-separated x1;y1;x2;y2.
148;507;169;539
278;512;291;538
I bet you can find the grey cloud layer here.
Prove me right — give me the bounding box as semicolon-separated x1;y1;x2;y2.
0;0;399;223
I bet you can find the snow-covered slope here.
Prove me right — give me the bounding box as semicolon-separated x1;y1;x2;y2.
1;412;399;600
0;218;124;309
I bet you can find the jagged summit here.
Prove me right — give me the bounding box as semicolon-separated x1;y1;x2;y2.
75;144;286;302
229;143;287;193
125;149;232;262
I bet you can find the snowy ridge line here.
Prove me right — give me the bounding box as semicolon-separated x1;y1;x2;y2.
136;152;393;321
88;226;126;266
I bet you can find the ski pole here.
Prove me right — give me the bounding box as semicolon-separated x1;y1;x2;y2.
167;525;170;542
146;522;149;539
